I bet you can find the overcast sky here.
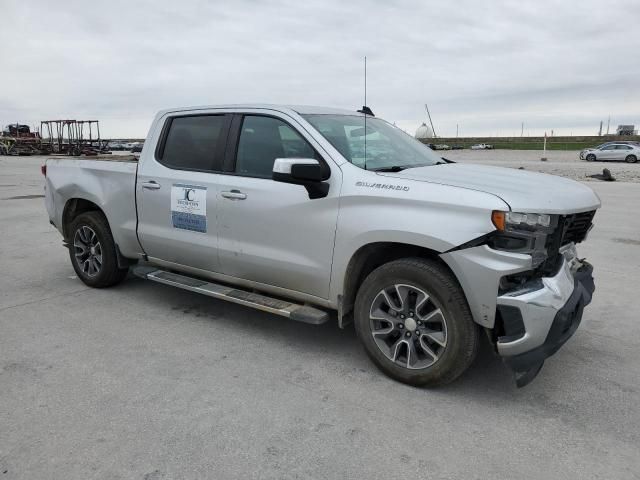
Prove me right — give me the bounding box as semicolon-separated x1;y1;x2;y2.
1;0;638;138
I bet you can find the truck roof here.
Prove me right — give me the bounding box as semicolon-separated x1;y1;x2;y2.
155;104;361;117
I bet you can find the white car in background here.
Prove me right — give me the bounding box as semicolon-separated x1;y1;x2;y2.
107;142;128;151
580;143;639;163
471;143;493;150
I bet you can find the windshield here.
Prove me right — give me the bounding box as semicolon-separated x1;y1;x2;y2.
302;114;443;170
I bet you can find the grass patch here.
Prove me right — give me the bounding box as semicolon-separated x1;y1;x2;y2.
490;141;596;150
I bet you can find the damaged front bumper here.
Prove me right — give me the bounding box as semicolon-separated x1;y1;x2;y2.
497;258;594;386
442;243;595;387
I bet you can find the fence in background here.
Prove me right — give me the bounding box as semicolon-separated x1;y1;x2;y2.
419;135;640;150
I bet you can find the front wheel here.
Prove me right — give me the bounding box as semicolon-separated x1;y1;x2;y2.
625;155;637;163
354;258;479;387
68;211;128;288
586;153;596;162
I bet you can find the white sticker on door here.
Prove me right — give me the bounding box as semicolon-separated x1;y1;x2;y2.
171;184;207;233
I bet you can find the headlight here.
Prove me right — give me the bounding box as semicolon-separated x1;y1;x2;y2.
490;211;559;267
491;211;552;231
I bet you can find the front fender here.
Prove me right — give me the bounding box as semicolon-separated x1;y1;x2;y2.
440;246;531;328
328;170;509;306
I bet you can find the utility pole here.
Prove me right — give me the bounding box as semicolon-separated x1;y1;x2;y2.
456;124;459;138
606;116;610;135
598;121;603;136
425;104;437;138
521;122;524;137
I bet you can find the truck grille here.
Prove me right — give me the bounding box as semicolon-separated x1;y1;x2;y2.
539;210;596;275
561;210;596;245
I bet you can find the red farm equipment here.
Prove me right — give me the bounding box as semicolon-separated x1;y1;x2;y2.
0;124;42;155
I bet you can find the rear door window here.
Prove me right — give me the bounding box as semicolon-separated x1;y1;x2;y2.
158;115;229;171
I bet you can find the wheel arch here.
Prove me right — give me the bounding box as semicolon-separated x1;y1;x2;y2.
338;241;456;328
62;198;104;240
62;198;136;269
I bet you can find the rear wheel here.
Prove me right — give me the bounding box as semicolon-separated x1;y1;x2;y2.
68;211;128;288
354;258;479;387
625;155;637;163
586;153;596;162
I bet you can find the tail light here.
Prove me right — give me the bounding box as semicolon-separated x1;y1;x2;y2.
41;165;47;176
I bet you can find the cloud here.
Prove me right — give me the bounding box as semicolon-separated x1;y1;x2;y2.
1;0;638;137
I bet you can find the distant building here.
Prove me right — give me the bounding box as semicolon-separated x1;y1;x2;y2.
616;125;637;135
415;123;434;140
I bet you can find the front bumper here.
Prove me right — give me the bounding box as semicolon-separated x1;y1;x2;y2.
441;243;595;387
498;260;595;386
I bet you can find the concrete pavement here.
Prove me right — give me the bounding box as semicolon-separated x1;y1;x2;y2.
1;155;639;479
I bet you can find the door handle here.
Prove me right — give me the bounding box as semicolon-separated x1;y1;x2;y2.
142;181;161;190
221;190;247;200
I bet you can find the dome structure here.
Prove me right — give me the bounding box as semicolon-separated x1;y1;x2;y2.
415;122;434;140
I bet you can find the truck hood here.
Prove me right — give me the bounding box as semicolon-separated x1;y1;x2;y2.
378;163;600;214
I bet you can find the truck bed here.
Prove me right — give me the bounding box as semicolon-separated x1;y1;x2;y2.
45;155;141;259
47;154;138;163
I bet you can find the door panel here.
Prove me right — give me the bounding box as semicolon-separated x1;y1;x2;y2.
137;162;222;270
614;145;631;161
599;146;616;160
217;177;340;299
216;113;340;299
136;113;230;270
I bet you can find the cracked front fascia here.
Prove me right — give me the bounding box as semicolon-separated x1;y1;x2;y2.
440;245;532;328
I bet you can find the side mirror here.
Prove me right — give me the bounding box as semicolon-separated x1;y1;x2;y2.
272;158;330;199
272;158;324;183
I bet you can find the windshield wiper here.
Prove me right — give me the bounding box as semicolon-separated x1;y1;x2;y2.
373;165;408;172
372;163;436;172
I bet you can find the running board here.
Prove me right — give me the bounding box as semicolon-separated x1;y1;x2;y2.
132;266;329;325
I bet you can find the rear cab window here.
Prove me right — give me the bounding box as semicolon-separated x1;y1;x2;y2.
157;115;230;171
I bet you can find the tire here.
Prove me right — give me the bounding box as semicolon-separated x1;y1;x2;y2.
354;258;479;387
625;155;637;163
68;211;128;288
586;154;596;162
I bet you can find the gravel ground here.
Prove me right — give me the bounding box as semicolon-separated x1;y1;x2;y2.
1;156;640;479
444;149;640;183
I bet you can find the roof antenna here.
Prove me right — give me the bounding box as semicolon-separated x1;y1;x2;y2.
357;56;375;170
364;56;367;170
357;58;374;116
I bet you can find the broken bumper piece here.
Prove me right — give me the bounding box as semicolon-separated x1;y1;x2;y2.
497;260;595;387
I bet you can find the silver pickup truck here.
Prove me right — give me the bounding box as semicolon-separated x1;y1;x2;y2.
44;104;600;387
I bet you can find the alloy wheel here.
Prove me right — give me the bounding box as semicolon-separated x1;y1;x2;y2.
369;283;448;369
73;225;103;277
